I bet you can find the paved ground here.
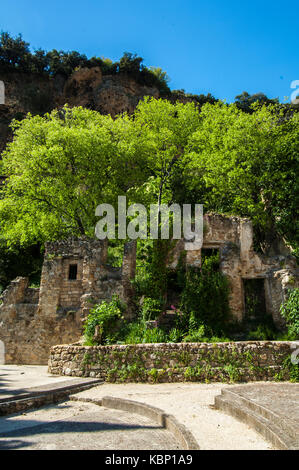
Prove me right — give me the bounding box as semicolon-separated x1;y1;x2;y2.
0;400;179;450
2;366;296;450
71;382;274;450
0;365;79;399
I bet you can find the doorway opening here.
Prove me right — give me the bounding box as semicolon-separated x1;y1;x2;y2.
243;278;268;327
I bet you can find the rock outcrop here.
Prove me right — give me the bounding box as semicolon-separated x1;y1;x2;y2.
0;68;161;154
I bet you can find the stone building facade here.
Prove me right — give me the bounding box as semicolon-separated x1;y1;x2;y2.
0;238;136;364
0;214;297;364
168;214;298;328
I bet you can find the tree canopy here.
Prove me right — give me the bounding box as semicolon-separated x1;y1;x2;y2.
0;98;298;255
0;32;171;95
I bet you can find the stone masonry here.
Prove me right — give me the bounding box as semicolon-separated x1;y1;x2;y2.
0;214;298;364
0;238;137;364
48;341;295;383
168;214;298;327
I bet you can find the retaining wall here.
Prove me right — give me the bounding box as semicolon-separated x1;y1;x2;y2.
48;341;296;383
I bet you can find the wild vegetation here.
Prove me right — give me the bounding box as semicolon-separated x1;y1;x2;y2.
280;288;299;339
1;99;298;253
0;34;298;343
0;32;170;94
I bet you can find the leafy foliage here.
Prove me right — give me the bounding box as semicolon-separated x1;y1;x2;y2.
2;98;297;253
0;106;146;245
178;254;230;335
234;91;279;113
0;33;171;94
84;295;125;345
183;102;299;251
0;242;43;292
247;324;278;341
140;297;162;321
280;288;299;339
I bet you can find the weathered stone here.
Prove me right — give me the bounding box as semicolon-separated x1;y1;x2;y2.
0;214;297;365
168;214;298;326
48;341;295;383
0;238;136;364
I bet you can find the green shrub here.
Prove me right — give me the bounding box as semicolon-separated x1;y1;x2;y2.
122;321;145;344
142;327;167;343
247;324;277;341
141;297;162;321
179;254;230;334
182;325;206;342
223;364;241;383
280;288;299;339
121;319;167;344
167;328;184;343
84;295;125;345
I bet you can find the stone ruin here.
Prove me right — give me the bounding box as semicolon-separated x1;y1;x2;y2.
0;238;136;364
0;213;298;364
168;214;298;328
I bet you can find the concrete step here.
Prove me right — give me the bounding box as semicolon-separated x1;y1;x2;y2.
220;388;297;441
214;393;298;450
0;378;103;416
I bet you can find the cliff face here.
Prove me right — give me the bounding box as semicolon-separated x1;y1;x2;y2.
0;67;160;153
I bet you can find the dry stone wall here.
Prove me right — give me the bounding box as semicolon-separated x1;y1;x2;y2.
48;341;296;383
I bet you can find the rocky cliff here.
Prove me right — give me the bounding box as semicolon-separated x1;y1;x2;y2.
0;67;161;154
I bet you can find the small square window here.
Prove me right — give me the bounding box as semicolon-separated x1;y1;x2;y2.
68;264;78;280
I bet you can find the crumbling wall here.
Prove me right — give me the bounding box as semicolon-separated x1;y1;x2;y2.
168;214;298;326
0;214;297;364
0;237;137;364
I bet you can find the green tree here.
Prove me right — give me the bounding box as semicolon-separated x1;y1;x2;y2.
149;67;170;84
128;97;201;211
118;52;143;75
183;101;299;252
280;288;299;339
235;91;279;113
1;98;298;257
0;32;31;70
0;106;144;246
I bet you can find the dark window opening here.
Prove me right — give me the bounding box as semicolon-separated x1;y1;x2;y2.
201;248;219;257
243;278;267;326
68;264;78;280
201;248;220;271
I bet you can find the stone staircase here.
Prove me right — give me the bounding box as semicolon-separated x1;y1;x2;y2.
214;386;299;450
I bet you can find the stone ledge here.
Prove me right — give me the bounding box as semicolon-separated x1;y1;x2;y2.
0;378;102;416
214;383;299;450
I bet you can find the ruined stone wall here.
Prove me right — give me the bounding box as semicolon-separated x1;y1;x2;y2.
168;214;298;326
0;276;83;364
0;238;137;364
0;217;297;364
59;258;84;308
48;341;296;383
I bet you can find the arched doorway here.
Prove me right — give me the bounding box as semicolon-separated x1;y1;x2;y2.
0;341;5;364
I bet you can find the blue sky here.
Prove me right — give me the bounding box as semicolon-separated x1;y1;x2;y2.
1;0;298;102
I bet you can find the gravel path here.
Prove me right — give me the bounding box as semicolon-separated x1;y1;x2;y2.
72;382;274;450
